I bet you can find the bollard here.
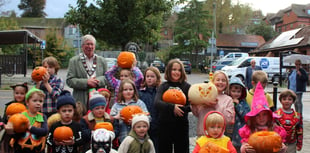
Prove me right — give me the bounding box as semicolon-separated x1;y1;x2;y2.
273;81;278;111
0;67;2;88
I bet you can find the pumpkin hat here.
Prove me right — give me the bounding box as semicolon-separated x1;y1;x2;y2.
203;111;226;138
229;76;246;100
244;82;279;122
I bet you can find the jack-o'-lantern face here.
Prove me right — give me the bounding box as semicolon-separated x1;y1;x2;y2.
17;131;46;151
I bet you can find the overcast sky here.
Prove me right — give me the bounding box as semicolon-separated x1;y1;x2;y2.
2;0;310;18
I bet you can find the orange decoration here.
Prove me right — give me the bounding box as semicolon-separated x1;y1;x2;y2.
31;66;47;82
8;113;29;133
120;105;143;125
248;131;282;153
53;126;74;141
94;122;114;131
199;141;229;153
6;103;27;116
188;83;218;105
162;87;186;105
117;51;136;68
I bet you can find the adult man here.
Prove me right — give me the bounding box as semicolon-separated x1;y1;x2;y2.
288;59;308;115
245;59;262;89
66;34;107;108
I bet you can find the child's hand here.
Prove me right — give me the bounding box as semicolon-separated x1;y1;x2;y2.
42;71;50;84
279;143;287;153
241;143;256;153
4;122;14;134
63;138;74;146
204;99;217;106
297;146;302;151
174;104;184;117
233;98;239;104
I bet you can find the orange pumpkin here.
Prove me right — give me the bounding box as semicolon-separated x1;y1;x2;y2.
8;113;29;133
199;141;229;153
31;66;47;82
117;51;136;68
120;105;143;125
162;87;186;105
6;103;27;116
188;83;218;105
248;131;282;153
53;126;74;141
94;122;114;131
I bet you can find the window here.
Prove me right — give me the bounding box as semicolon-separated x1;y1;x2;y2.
307;9;310;15
235;54;242;58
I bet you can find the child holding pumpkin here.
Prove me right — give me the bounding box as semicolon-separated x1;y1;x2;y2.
110;79;148;143
46;90;84;153
192;111;237;153
154;59;191;153
239;82;287;153
275;89;303;152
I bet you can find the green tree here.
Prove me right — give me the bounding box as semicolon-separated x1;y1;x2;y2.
18;0;46;17
247;22;277;41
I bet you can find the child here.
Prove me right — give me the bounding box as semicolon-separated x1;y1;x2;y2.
35;56;64;118
110;79;148;143
275;89;303;152
80;91;111;152
138;66;161;152
239;82;287;153
154;59;191;153
118;114;155;153
98;88;112;114
229;76;250;152
192;111;237;153
192;70;235;138
46;90;84;153
86;128;117;153
245;70;274;110
7;87;48;153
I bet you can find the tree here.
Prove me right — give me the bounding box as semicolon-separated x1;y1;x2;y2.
18;0;46;17
0;17;21;55
246;22;277;41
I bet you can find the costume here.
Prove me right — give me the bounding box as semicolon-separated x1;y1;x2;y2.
246;88;274;108
154;81;191;153
245;65;262;89
66;53;108;106
85;129;117;153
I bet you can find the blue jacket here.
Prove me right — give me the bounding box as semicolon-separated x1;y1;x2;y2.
139;87;159;130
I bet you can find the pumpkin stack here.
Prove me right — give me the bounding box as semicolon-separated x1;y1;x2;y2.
248;131;282;153
188;82;218;105
162;87;186;105
120;105;143;125
31;66;47;82
117;51;136;68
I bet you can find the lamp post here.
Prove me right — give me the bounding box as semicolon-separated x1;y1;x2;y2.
210;1;216;72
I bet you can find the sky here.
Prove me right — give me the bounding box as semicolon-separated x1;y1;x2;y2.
2;0;310;18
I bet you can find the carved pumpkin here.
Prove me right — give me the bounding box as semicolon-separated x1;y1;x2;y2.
117;51;136;68
248;131;282;153
6;103;27;116
47;113;61;129
31;66;47;82
162;87;186;105
53;126;74;141
8;113;29;133
120;105;143;125
199;141;229;153
94;122;114;131
188;82;218;105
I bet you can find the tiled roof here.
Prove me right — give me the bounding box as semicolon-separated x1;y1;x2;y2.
217;34;265;48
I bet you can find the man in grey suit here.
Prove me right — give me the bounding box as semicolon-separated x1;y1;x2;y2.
245;59;262;89
66;34;107;109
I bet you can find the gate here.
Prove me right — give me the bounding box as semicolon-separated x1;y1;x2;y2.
0;54;26;77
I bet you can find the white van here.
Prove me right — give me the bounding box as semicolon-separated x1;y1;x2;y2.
221;57;285;82
219;52;248;61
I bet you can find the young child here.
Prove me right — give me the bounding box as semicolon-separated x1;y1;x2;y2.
245;70;274;110
46;90;84;153
192;70;235;138
80;91;111;152
192;111;237;153
138;66;161;152
110;79;148;143
239;82;287;153
86;128;117;153
275;89;303;152
35;56;64;118
97;88;112;114
154;59;191;153
229;76;250;152
7;87;48;153
118;114;155;153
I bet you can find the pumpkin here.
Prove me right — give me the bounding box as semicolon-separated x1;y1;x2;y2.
117;51;136;68
120;105;143;125
8;113;29;133
199;141;229;153
162;87;186;105
188;83;218;105
6;103;27;116
94;122;114;131
248;131;282;153
53;126;74;141
47;113;61;129
31;66;47;82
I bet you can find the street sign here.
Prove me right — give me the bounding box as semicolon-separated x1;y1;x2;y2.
40;40;46;50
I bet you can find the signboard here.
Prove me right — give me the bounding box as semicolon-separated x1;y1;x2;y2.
40;40;46;50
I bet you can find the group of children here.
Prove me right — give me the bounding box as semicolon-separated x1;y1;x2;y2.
0;57;304;153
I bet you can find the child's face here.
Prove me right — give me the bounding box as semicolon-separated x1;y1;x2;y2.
120;69;132;80
230;85;242;99
58;105;74;123
133;121;148;139
27;93;44;115
14;86;27;102
255;110;269;126
213;73;227;93
145;70;157;87
280;96;294;111
171;63;181;82
206;123;224;138
92;106;106;118
122;82;135;101
43;62;55;75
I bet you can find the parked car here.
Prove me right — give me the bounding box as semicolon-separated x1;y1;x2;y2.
212;60;233;72
151;60;165;73
105;58;117;70
181;59;192;74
